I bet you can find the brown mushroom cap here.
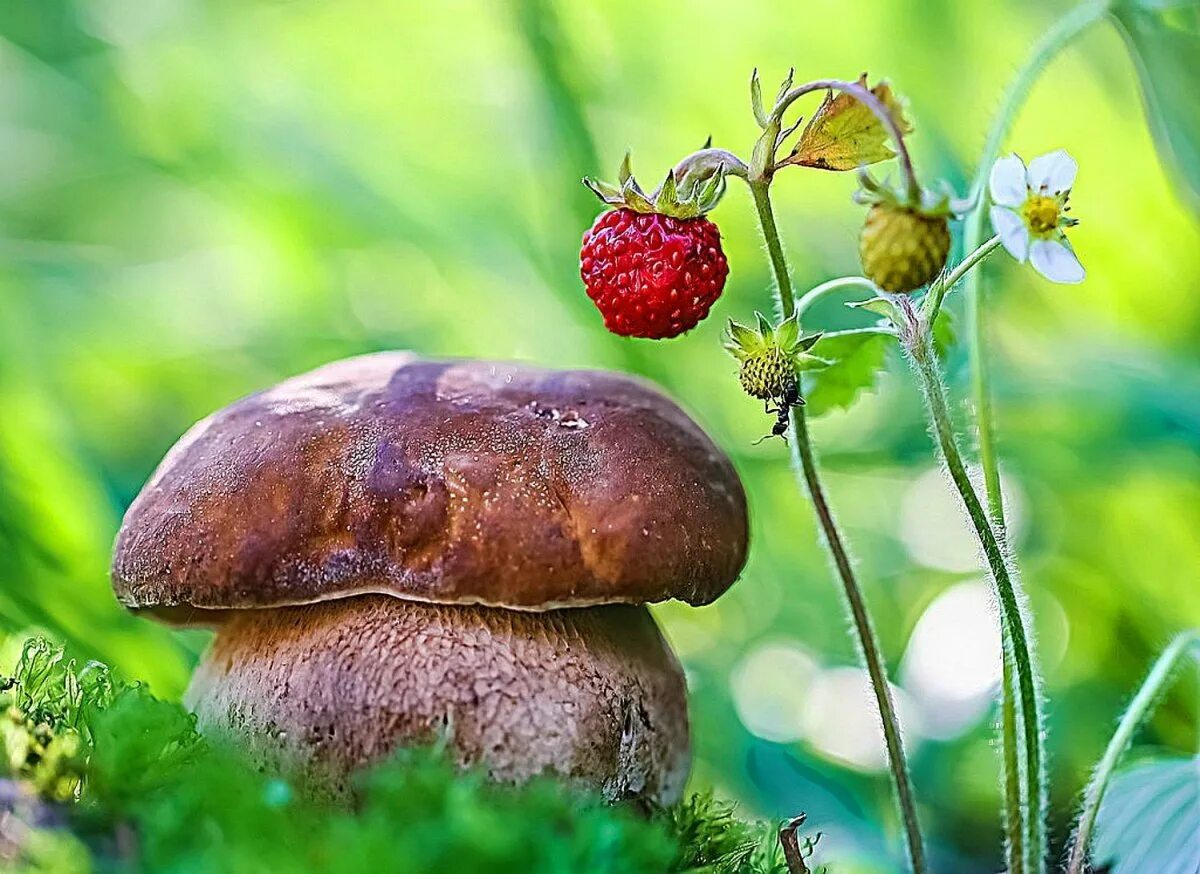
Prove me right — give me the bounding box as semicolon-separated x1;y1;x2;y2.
113;353;747;616
186;595;690;804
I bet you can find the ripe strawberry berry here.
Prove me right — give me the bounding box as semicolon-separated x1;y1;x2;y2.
580;209;728;339
580;155;730;339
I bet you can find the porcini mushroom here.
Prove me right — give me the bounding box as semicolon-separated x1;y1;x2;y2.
111;353;748;804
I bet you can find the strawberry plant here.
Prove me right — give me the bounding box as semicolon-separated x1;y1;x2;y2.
575;2;1200;871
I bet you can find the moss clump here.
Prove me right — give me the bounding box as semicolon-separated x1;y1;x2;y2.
0;639;809;873
0;639;115;803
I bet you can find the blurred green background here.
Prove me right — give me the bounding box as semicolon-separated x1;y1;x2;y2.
0;0;1196;870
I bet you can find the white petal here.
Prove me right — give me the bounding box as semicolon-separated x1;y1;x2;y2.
989;154;1028;207
1026;149;1077;194
990;206;1030;262
1029;237;1085;284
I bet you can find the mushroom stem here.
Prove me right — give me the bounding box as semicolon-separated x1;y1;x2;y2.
185;596;690;805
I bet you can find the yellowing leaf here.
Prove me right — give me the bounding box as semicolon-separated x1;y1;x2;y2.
785;74;912;171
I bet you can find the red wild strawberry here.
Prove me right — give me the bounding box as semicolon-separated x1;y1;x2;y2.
580;154;730;339
580;209;728;339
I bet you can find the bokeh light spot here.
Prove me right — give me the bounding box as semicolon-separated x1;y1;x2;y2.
899;467;1025;572
801;667;921;771
902;581;1002;740
730;639;818;743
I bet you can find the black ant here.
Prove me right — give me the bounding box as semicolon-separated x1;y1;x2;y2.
753;382;804;445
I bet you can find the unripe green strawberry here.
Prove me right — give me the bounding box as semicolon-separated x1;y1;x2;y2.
738;345;795;400
859;202;950;293
724;313;822;401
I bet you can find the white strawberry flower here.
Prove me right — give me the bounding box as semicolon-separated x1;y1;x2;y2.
988;149;1084;284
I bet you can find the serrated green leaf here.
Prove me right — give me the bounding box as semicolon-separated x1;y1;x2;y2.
802;329;894;416
750;68;768;128
1092;755;1200;874
1112;4;1200;212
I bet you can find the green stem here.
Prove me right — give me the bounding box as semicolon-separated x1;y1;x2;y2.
964;0;1110;528
796;276;879;319
925;236;1002;322
672;148;751;181
818;326;895;341
1066;630;1200;874
751;181;927;874
750;181;797;316
966;0;1112;211
907;330;1044;874
962;8;1109;867
968;265;1004;526
916;231;1022;869
1001;649;1026;874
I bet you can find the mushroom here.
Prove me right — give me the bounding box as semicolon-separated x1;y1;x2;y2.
111;353;748;805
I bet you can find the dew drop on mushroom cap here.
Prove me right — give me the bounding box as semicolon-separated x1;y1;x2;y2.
111;353;749;804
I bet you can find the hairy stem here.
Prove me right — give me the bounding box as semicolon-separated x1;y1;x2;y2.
1066;630;1200;874
967;230;1003;528
789;408;927;874
925;235;1002;321
797;276;880;319
907;330;1044;874
672;147;751;181
751;181;927;874
961;8;1109;867
966;0;1112;210
1001;648;1026;874
750;182;797;316
919;232;1025;869
964;0;1110;527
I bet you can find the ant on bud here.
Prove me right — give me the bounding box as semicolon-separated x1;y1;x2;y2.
753;382;804;445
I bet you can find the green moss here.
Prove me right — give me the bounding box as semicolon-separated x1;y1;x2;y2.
0;638;113;802
0;639;808;873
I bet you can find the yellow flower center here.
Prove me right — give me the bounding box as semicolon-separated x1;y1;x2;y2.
1022;194;1061;237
